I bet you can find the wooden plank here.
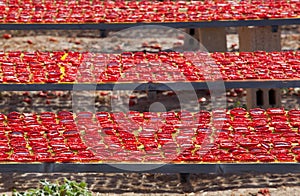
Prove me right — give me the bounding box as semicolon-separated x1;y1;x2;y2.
0;80;299;91
0;19;299;30
0;163;299;174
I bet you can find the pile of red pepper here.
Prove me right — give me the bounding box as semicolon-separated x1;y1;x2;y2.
0;108;300;162
0;51;299;83
0;111;94;162
0;0;299;23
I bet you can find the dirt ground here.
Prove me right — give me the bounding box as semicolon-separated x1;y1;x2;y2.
0;26;299;195
1;172;300;195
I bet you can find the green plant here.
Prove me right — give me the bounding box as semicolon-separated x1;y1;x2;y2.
12;178;92;196
230;100;247;110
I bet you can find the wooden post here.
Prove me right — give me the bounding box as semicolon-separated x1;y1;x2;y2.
238;26;281;52
185;27;227;52
100;30;109;38
246;88;281;109
239;26;282;109
147;91;157;101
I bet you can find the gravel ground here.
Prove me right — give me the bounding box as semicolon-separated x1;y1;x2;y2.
0;26;299;195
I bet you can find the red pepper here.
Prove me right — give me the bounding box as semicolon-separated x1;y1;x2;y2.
255;154;275;162
276;154;295;162
236;153;258;162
